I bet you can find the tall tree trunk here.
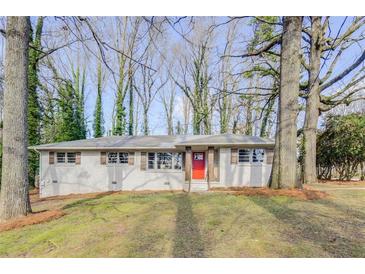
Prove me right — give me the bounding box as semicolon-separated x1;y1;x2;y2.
270;16;302;189
219;91;229;133
0;17;31;221
128;70;134;136
245;98;253;135
143;108;149;135
303;16;322;185
269;114;280;188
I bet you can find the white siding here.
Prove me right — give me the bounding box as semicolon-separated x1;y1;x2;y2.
219;148;272;187
39;151;185;197
39;147;273;197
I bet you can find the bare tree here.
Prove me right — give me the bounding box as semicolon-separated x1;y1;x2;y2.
302;16;365;184
0;17;31;221
135;56;167;135
270;16;303;189
159;79;176;135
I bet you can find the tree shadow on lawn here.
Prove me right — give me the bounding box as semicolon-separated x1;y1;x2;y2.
61;192;123;223
172;194;205;258
62;192;116;210
247;196;364;257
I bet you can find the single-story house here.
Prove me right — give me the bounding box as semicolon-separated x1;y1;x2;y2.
31;134;275;197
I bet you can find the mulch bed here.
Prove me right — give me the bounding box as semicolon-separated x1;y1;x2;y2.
318;179;365;186
30;189;183;204
0;210;65;232
210;186;328;200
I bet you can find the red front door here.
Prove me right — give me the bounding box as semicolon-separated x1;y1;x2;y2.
192;152;205;180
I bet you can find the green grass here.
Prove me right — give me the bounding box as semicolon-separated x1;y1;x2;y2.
0;184;364;258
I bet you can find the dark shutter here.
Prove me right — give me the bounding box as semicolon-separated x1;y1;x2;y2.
75;152;81;165
100;152;107;165
266;148;274;164
231;148;237;164
49;152;55;165
140;152;146;170
128;152;135;165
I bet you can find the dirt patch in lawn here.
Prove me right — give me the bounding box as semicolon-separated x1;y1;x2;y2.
0;210;65;232
210;186;328;200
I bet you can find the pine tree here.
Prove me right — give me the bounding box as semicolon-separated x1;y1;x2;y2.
93;63;104;138
28;16;43;187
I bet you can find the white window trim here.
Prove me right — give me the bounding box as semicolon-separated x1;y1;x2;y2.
107;152;129;166
56;152;77;165
147;152;183;172
237;149;266;165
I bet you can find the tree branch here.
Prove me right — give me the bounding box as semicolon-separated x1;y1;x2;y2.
320;50;365;91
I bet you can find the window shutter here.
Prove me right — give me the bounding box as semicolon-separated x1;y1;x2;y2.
140;152;146;170
128;152;135;165
266;148;274;164
231;148;237;164
49;152;55;165
75;152;81;165
100;152;107;165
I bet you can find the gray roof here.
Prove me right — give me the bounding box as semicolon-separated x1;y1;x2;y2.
30;134;275;151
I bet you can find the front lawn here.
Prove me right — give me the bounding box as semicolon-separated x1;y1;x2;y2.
0;183;364;257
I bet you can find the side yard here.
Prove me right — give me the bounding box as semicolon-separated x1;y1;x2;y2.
0;183;364;257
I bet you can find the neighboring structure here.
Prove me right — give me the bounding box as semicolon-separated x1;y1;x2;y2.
31;134;275;197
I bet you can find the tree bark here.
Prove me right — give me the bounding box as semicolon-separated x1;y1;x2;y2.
303;17;322;185
0;17;31;221
270;16;302;189
143;109;149;135
128;70;134;136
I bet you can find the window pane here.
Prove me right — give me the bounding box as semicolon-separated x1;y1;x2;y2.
253;149;265;162
67;152;76;163
148;152;155;169
174;153;182;170
119;152;129;164
108;152;118;164
157;152;172;169
57;152;65;163
238;149;250;163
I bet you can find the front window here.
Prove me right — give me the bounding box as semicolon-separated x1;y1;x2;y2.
108;152;118;164
252;149;265;163
56;152;78;164
238;149;265;163
174;153;183;170
57;152;66;163
119;152;129;164
148;152;182;170
157;152;172;169
238;149;250;163
67;152;76;163
108;152;129;164
148;152;155;169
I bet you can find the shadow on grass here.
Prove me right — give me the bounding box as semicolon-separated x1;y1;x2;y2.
172;194;205;258
247;196;364;257
62;192;115;210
